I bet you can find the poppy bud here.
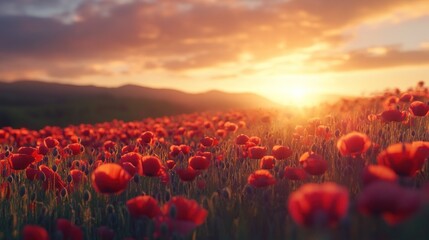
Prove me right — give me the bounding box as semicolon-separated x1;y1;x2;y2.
169;204;177;218
83;190;91;202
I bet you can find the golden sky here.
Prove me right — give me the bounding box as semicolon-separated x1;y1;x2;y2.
0;0;428;105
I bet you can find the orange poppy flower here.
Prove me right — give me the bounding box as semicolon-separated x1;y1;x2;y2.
377;142;429;176
271;145;292;160
337;131;371;157
362;165;398;186
287;182;349;227
260;155;275;169
91;163;131;194
247;169;276;188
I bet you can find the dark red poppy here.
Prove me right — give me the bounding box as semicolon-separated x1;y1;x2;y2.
299;152;328;176
200;137;214;147
44;136;59;148
409;101;429;117
271;145;292;160
166;160;176;169
176;167;200;182
23;225;49;240
179;145;191;154
284;167;308;181
337;131;371;157
120;152;143;176
26;166;40;180
287;182;349;227
377;141;429;176
39;165;66;191
91;163;131;194
103;140;116;152
362;165;398;186
248;146;267;159
247;169;276;188
140;131;154;144
141;156;162;176
399;93;413;102
8;153;35;170
126;195;161;219
357;181;421;225
235;134;249;145
121;145;137;154
379;109;407;122
260;155;275;169
97;226;115;240
56;218;83;240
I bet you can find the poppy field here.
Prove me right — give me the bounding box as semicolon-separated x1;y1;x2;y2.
2;82;429;240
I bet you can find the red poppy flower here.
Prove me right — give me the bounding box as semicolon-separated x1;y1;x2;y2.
162;196;207;225
284;167;308;181
176;167;200;182
248;136;261;145
379;109;407;122
120;152;143;176
39;165;66;191
287;182;349;227
141;156;162;176
97;226;115;240
189;156;210;170
70;169;87;186
248;146;267;159
103;140;116;152
23;225;49;240
357;181;421;225
362;165;398;186
44;136;59;148
337;131;371;157
140;131;154;144
247;169;276;188
179;145;191;154
66;143;84;155
8;153;35;170
26;166;40;180
235;134;249;145
315;125;331;140
91;163;131;194
399;93;413;102
121;145;137;154
224;122;238;132
200;137;214;147
409;101;429;117
260;155;275;169
377;142;429;176
56;218;83;240
272;145;292;160
299;152;328;176
126;195;161;219
166;160;176;169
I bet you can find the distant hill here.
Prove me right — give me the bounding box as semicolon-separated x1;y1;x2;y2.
0;80;277;129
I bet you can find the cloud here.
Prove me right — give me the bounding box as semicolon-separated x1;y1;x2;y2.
0;0;427;79
316;47;429;72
